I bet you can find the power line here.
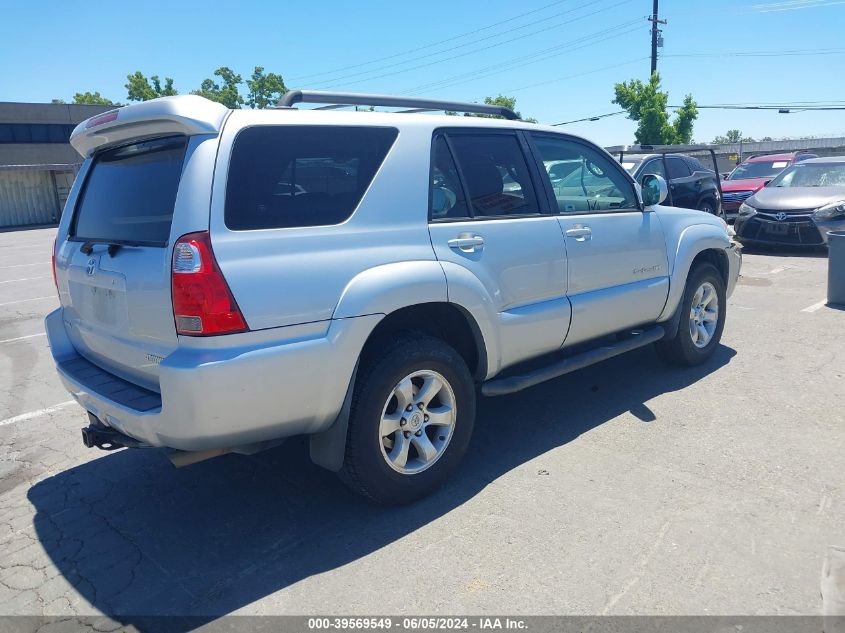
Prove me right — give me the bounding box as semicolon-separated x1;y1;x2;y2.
403;21;643;95
287;0;577;82
311;0;637;89
551;103;845;126
497;57;649;95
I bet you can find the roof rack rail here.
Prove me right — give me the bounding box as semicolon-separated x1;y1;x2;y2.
276;90;519;120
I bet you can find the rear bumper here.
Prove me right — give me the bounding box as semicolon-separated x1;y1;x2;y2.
45;309;380;451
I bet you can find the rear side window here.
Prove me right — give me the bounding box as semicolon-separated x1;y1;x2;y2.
225;126;398;230
446;133;540;217
72;136;187;245
666;157;691;179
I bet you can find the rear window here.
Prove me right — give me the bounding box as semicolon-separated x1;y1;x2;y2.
72;136;187;245
225;125;399;230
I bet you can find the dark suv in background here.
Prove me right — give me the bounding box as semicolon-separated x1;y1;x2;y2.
621;153;723;218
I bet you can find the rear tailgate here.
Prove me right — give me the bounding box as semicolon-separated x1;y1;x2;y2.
55;96;228;392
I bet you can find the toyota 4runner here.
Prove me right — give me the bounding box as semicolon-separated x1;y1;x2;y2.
46;91;741;504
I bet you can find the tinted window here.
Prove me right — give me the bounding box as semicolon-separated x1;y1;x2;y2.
447;133;540;217
430;136;470;220
666;157;690;179
72;136;187;245
641;159;666;179
225;126;398;230
0;123;74;144
532;135;637;213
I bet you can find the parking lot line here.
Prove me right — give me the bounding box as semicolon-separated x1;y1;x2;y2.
0;401;75;427
802;300;828;313
0;296;55;307
0;332;46;344
0;275;50;284
0;261;50;269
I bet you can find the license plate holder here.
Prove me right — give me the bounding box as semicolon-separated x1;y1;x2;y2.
765;222;790;235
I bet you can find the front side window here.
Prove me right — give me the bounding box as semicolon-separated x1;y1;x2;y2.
446;133;540;217
532;135;637;213
225;125;398;230
641;159;666;179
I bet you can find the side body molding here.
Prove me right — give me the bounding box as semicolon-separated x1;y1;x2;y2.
658;223;731;322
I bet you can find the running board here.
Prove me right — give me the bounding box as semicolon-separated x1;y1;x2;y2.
481;326;665;397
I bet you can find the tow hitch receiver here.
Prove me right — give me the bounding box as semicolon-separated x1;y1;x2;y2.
81;414;147;450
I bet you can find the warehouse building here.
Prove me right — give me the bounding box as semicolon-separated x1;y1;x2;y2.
0;101;113;228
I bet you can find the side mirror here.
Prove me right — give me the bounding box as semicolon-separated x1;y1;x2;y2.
641;174;668;208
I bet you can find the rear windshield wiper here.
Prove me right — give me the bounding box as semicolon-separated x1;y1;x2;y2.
79;240;140;257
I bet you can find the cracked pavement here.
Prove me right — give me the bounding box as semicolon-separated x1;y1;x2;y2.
0;228;842;624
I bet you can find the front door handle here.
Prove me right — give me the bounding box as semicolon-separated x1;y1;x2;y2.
565;226;592;241
448;234;485;252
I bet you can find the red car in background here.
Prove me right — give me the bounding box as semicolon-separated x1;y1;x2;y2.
721;151;817;216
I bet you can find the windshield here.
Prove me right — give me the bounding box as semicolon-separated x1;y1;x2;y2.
728;159;790;180
769;163;845;188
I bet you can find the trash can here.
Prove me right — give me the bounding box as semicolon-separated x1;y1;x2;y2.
828;231;845;306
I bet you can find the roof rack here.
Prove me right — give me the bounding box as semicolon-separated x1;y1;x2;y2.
276;90;519;120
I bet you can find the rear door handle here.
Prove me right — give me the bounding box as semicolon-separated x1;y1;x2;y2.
448;234;485;252
565;226;592;241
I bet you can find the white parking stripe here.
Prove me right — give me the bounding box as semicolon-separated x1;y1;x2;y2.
0;333;46;344
0;276;50;284
0;296;55;307
767;266;788;275
0;262;50;269
802;300;827;313
0;401;76;427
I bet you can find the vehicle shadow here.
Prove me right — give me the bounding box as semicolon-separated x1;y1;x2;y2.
27;344;735;629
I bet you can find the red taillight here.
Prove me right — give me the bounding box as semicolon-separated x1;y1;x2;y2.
171;232;247;336
51;237;58;291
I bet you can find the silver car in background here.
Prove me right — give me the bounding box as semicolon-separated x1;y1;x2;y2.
734;156;845;247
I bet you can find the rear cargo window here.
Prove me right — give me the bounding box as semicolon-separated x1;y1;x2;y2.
225;125;398;230
72;136;187;245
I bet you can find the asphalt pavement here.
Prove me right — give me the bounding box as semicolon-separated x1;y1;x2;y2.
0;227;842;622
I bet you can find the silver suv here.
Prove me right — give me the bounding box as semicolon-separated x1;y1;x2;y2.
47;91;741;504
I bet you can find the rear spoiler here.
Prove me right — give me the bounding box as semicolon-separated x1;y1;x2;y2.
70;95;229;158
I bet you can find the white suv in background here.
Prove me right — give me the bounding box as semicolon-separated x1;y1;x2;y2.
47;91;741;504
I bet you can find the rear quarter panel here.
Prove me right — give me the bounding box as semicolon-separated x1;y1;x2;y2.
209;112;441;331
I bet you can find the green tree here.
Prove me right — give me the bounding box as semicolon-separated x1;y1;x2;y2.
125;72;177;101
612;73;698;145
51;98;66;104
72;92;119;106
245;66;287;109
712;129;754;144
192;67;244;108
460;94;537;122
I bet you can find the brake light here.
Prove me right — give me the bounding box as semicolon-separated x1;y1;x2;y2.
85;110;118;129
51;237;58;291
171;232;247;336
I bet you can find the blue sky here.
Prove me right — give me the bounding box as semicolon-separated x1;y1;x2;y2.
2;0;843;145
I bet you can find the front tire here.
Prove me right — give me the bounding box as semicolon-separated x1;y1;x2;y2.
656;263;726;366
698;198;725;220
339;335;476;504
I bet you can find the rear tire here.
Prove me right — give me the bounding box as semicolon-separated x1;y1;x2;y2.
339;335;475;505
656;263;726;366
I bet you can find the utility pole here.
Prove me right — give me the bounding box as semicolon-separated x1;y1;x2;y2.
648;0;666;75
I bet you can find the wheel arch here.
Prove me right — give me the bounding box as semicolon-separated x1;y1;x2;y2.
659;224;731;322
